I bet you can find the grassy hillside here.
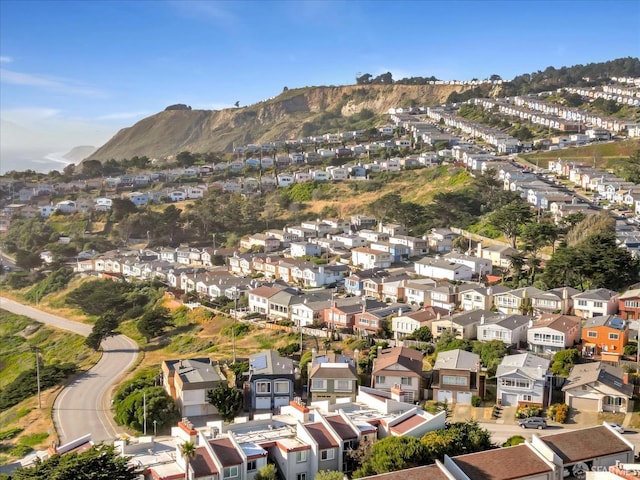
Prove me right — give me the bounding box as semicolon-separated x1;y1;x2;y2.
521;139;640;169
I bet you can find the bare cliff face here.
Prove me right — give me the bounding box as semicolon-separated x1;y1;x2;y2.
88;84;490;161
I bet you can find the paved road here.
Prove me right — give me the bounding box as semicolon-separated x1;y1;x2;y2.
0;297;139;445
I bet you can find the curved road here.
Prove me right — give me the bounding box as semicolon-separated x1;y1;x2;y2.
0;297;139;445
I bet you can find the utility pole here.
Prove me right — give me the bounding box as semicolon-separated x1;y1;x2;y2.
32;347;41;409
143;392;147;435
232;293;238;364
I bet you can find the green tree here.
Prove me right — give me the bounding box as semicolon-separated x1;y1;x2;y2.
137;306;173;341
15;249;43;271
503;435;525;447
420;421;495;463
254;464;277;480
5;444;136;480
354;436;428;478
180;441;197;480
550;348;580;377
472;340;508;377
114;386;178;432
207;382;243;422
86;312;120;350
316;472;344;480
488;200;533;248
435;329;472;353
407;326;433;342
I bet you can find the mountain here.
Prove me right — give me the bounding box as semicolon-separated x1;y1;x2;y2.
62;145;97;163
88;83;494;161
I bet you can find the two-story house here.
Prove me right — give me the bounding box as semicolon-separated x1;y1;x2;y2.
530;286;580;315
496;353;550;407
493;287;543;315
527;314;582;355
308;352;358;403
618;288;640;320
430;310;499;340
431;349;482;404
476;314;533;347
563;362;633;413
371;347;425;402
161;358;224;417
391;307;445;341
247;350;296;411
572;288;619;319
582;315;629;362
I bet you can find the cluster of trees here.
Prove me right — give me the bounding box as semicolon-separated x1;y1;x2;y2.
435;330;509;377
501;57;640;96
0;444;136;480
113;370;179;433
64;279;165;349
0;363;77;410
352;420;494;477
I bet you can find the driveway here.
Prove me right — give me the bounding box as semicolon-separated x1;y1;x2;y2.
0;297;139;444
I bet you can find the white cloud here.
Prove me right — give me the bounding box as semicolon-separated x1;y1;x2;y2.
0;68;107;97
0;56;13;63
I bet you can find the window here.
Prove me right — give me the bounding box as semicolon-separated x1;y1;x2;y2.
247;460;257;472
587;331;598;338
256;382;271;393
321;449;335;461
375;376;385;384
577;300;587;307
500;378;530;389
442;375;468;386
609;333;620;340
522;394;532;402
224;466;239;479
297;474;307;480
594;301;603;308
275;381;289;394
312;379;327;390
296;450;308;463
336;380;352;391
401;377;411;386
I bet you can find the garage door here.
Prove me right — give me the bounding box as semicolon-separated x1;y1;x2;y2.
274;396;290;408
256;397;271;409
437;390;453;402
183;405;203;417
569;396;598;412
501;393;518;406
456;392;472;404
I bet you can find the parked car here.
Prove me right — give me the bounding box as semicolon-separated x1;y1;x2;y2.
518;417;547;429
605;422;624;433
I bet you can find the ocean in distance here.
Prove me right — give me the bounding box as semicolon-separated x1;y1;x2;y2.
0;149;73;175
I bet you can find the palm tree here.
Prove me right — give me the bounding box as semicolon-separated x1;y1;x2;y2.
180;441;196;480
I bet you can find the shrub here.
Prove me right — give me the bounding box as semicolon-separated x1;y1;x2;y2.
502;435;525;447
515;404;543;419
0;427;23;441
471;395;481;407
547;403;569;423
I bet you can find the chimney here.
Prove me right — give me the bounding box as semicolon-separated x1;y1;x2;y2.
480;314;485;325
623;372;629;385
436;312;441;320
528;319;534;328
397;308;402;317
477;241;482;258
312;347;317;362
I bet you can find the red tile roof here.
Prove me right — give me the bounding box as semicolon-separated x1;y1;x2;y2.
326;415;358;441
190;446;218;477
209;437;243;467
389;414;427;435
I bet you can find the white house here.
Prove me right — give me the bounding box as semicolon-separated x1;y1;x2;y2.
572;288;619;318
413;257;473;281
476;314;533;346
351;248;393;270
496;353;550;407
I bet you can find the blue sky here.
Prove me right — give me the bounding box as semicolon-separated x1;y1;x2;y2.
1;0;639;159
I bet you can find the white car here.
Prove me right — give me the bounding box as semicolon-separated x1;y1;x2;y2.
605;422;624;433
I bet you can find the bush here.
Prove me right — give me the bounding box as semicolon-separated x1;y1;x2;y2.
515;404;543;419
547;403;569;423
471;395;481;407
0;427;23;441
502;435;525;447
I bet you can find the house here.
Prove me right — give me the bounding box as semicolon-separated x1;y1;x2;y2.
413;256;473;281
248;285;285;315
527;314;582;354
343;268;389;297
355;304;413;337
493;286;543;315
572;288;619;319
247;350;295;411
476;242;518;268
392;307;443;341
431;349;482;403
442;251;492;276
476;314;533;347
562;362;633;413
530;286;580;315
161;358;224;417
351;247;393;270
581;315;628;362
371;347;425;402
430;310;499;340
290;241;322;258
496;353;550;407
308;352;358;403
325;297;386;332
459;285;510;311
241;233;281;253
618;288;640;320
425;228;458;253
